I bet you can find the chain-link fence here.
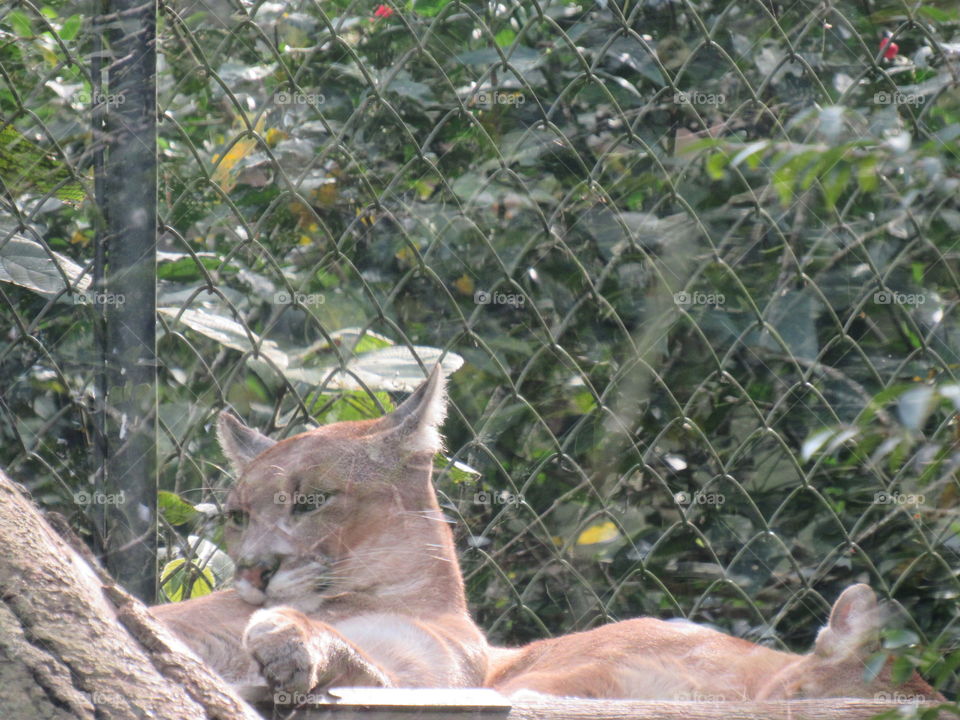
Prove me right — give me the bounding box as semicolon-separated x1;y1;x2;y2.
3;0;960;699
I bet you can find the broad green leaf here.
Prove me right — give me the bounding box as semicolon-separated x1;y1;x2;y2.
822;165;851;210
857;155;879;192
158;307;289;369
495;28;516;47
7;11;33;37
0;125;86;203
290;345;464;391
60;14;82;41
413;0;451;17
310;390;395;422
158;490;199;526
883;628;920;649
157;251;226;281
917;5;957;21
0;231;91;296
705;152;729;180
299;327;394;360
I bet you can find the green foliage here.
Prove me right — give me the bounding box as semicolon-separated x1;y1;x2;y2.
2;0;960;703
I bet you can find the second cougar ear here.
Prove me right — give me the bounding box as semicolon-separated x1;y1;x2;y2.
375;364;447;455
218;411;277;474
814;584;880;660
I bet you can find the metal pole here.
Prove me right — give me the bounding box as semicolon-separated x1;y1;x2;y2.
97;0;158;602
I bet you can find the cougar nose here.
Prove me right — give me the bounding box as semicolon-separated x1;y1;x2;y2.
236;557;280;590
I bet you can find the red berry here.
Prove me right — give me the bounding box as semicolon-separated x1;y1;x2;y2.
880;36;899;60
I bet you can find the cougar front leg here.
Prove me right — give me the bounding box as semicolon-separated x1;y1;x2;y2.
244;607;394;694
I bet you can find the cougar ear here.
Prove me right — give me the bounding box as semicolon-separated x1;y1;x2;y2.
217;411;277;474
814;584;880;660
376;364;446;454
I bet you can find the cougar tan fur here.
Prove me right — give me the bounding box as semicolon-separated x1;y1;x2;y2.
151;368;942;702
487;584;943;702
151;366;487;694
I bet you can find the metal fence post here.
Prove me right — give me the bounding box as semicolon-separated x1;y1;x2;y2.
96;0;158;601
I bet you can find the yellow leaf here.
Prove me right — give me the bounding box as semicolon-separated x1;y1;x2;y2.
211;116;267;192
577;521;620;545
454;274;475;296
395;245;417;267
288;201;311;224
160;558;215;601
313;181;338;209
265;127;286;147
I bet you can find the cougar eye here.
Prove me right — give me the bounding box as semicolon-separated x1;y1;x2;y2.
291;491;333;515
225;509;248;526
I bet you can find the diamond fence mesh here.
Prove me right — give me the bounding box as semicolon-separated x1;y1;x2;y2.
3;0;960;699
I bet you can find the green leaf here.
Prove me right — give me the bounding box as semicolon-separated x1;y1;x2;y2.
917;5;958;22
434;454;481;485
705;152;729;180
572;390;597;414
158;490;199;526
0;125;86;203
157;251;226;281
7;11;33;38
413;0;451;17
857;156;878;192
822;165;850;210
311;390;395;423
60;14;82;41
890;655;919;685
883;628;920;649
494;28;516;47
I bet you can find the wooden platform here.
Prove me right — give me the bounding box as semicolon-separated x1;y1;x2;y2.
249;687;947;720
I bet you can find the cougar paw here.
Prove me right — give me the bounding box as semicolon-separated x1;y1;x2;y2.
244;607;318;694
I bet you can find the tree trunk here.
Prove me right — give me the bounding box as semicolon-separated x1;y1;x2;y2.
0;470;262;720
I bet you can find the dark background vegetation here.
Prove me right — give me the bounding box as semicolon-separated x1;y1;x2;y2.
2;0;960;704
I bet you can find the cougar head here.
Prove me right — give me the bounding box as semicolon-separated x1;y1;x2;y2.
218;366;451;613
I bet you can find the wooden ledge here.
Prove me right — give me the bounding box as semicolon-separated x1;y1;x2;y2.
249;687;947;720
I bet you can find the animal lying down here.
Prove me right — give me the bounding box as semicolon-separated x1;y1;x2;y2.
150;367;943;702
